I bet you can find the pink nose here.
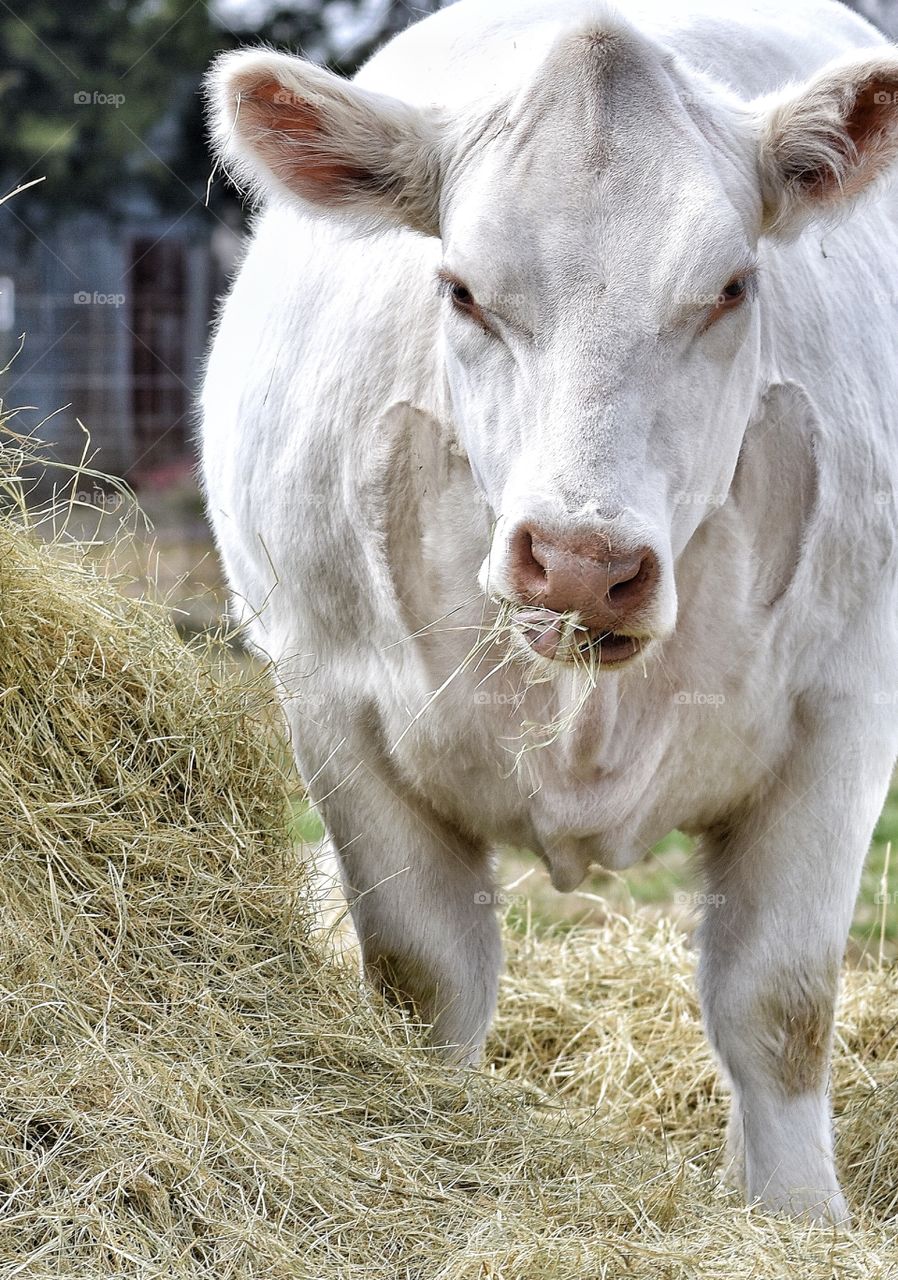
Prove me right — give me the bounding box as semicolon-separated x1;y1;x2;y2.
507;524;658;653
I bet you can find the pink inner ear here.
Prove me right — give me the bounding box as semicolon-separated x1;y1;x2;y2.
241;77;378;197
845;80;896;153
801;79;898;201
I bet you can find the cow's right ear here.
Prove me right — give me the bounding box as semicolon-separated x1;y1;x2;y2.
206;50;445;236
754;50;898;238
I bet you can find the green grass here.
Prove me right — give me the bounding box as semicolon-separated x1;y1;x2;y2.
290;785;898;961
858;793;898;959
289;797;326;845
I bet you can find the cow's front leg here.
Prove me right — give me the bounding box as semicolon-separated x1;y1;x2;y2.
697;718;895;1223
292;714;502;1064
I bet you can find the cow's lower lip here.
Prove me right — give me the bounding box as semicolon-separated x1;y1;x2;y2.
516;610;643;665
582;632;643;665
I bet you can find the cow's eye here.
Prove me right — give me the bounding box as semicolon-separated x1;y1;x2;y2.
719;277;747;305
438;272;477;313
437;269;492;333
449;281;475;309
703;273;754;330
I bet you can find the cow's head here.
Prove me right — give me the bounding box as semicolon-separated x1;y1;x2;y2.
208;23;898;668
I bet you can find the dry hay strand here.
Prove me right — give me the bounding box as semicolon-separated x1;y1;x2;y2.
0;458;894;1278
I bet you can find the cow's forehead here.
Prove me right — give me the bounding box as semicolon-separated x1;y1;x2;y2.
444;142;750;322
443;25;755;302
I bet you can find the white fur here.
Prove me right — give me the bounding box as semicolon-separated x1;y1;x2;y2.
202;0;898;1224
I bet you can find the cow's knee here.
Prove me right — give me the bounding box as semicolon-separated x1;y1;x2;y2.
345;848;502;1063
703;962;838;1100
700;956;846;1222
754;972;837;1098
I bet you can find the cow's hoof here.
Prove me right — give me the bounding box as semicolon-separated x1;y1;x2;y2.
753;1187;851;1227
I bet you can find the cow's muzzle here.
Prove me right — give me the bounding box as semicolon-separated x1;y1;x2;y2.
505;522;659;665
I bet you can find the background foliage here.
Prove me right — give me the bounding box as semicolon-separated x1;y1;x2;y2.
0;0;442;225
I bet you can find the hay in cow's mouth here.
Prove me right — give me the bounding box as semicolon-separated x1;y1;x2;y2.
515;606;644;667
579;630;642;664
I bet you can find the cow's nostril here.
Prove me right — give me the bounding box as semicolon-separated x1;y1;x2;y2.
607;554;651;606
511;527;549;596
506;524;658;629
524;531;545;572
606;551;658;615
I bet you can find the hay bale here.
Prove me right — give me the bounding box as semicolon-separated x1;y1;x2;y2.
0;480;895;1278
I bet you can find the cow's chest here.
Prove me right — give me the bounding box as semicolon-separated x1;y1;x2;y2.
383;625;789;890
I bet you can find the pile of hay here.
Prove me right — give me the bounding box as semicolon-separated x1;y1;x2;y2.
0;473;895;1278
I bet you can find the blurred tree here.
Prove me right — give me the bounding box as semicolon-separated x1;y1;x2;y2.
0;0;444;227
0;0;219;224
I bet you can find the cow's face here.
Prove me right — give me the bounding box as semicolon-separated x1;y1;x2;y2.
209;29;898;667
435;37;765;662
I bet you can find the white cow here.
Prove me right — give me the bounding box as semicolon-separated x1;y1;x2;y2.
202;0;898;1223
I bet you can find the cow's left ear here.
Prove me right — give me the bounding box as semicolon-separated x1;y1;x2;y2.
755;51;898;238
206;49;446;236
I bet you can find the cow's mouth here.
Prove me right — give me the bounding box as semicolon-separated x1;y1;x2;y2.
514;608;644;666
